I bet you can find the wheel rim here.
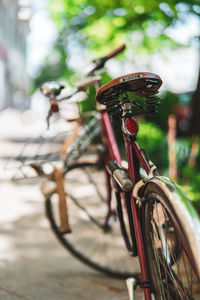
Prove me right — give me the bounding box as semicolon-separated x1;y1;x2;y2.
47;163;140;278
146;193;199;299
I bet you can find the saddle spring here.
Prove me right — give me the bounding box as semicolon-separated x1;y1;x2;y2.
104;80;161;119
144;90;160;115
106;99;123;120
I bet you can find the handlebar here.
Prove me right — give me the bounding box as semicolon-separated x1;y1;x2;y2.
43;44;126;127
104;44;126;60
87;44;126;76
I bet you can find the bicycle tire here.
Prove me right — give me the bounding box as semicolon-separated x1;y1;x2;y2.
45;162;140;279
142;181;200;299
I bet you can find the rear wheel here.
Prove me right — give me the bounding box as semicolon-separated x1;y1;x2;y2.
45;162;140;278
142;183;200;299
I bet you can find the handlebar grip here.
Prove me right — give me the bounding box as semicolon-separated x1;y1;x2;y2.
50;98;59;113
105;44;126;60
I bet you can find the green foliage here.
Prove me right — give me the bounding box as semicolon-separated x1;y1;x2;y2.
99;71;113;86
78;71;112;113
137;121;168;171
147;91;179;131
180;168;200;209
78;85;96;113
176;138;200;208
47;0;199;56
32;0;200;92
136;124;200;208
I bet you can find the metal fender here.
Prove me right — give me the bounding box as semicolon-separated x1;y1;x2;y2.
144;176;200;279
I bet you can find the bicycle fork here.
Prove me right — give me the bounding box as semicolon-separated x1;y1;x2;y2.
41;168;71;234
54;168;71;234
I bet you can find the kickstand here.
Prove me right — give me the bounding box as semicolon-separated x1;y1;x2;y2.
126;277;137;300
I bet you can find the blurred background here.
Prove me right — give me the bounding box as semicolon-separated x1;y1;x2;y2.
0;1;200;298
0;0;200;206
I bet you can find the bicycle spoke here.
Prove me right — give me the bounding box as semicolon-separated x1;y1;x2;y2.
147;197;198;300
46;163;136;278
83;167;106;203
68;193;104;229
154;203;171;298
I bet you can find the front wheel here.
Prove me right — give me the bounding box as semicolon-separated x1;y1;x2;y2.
45;162;140;278
142;181;200;299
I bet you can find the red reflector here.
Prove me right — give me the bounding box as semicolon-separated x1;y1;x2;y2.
125;118;138;135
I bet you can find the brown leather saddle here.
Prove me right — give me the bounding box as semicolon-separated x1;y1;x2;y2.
96;72;162;104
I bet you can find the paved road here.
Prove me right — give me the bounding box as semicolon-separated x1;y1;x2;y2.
0;109;143;300
0;179;144;300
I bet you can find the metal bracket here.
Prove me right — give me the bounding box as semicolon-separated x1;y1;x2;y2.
148;160;158;178
132;179;146;207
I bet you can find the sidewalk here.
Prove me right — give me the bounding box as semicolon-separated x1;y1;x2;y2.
0;109;143;300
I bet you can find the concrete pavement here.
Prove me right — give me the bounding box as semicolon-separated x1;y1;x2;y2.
0;109;143;300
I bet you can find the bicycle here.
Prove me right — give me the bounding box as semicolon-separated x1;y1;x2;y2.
10;45;140;279
93;71;200;299
10;44;200;298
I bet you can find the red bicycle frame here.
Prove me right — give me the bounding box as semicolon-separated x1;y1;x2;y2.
101;108;153;300
101;110;121;165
